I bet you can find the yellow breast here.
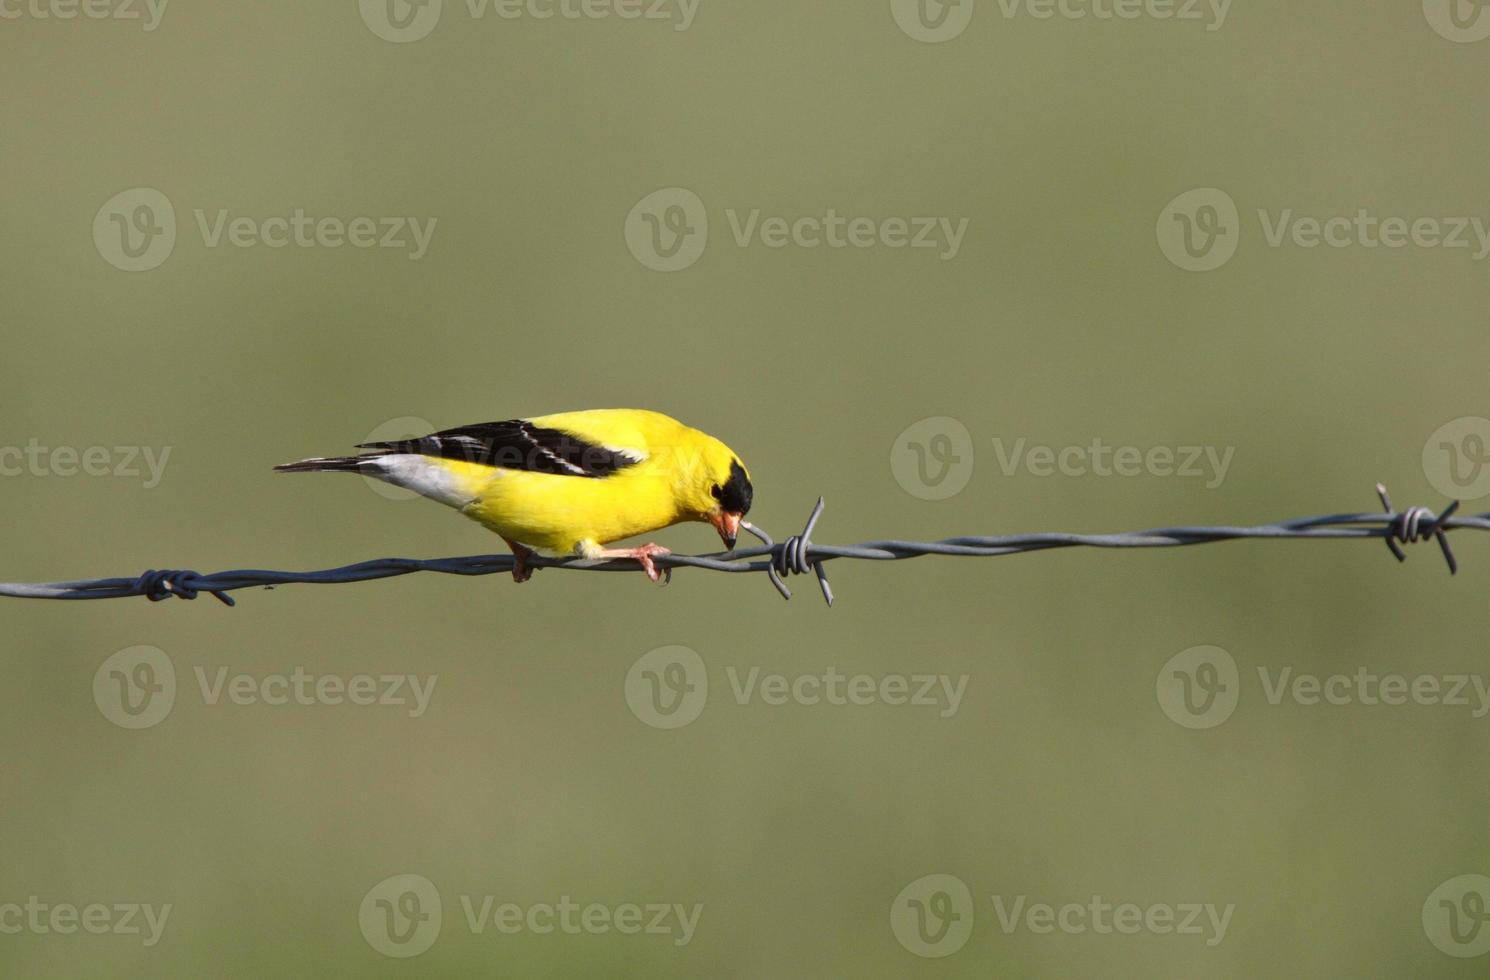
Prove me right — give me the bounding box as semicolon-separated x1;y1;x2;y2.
457;462;686;555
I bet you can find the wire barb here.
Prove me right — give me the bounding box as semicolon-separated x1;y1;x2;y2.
137;569;236;606
769;497;833;606
0;482;1482;607
1375;483;1460;574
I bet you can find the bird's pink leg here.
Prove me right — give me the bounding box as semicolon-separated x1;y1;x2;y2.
590;543;672;584
502;538;537;583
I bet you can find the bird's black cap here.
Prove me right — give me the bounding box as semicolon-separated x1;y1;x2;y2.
720;459;753;515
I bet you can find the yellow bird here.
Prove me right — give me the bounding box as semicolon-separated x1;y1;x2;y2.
275;408;753;583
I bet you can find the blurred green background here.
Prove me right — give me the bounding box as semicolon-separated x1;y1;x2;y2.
3;1;1489;975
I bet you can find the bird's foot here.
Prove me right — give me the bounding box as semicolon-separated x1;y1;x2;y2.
503;539;537;583
593;543;672;584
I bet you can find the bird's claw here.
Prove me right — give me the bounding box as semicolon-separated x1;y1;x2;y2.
504;539;538;583
634;543;672;585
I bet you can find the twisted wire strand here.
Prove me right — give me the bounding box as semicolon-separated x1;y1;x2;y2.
0;484;1480;607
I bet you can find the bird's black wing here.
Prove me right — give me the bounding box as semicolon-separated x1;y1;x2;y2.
357;420;640;478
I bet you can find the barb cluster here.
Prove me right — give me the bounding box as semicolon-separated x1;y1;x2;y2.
0;485;1482;608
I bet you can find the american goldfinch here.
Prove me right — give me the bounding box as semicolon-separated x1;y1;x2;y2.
275;408;753;583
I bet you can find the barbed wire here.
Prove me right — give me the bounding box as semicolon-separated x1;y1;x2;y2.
0;485;1480;608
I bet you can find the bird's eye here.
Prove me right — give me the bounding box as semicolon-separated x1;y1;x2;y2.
710;484;723;500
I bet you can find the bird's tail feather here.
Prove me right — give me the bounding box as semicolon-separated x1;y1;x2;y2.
273;455;374;474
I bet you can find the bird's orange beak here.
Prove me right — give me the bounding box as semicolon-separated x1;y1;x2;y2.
710;511;742;550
